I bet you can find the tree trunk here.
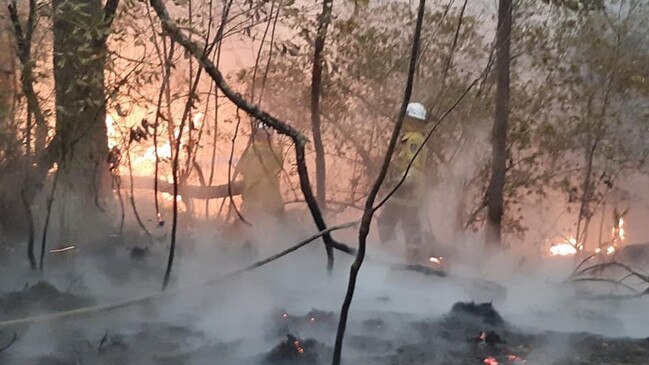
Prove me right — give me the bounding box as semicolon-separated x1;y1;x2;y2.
576;138;599;246
0;10;13;132
52;0;112;241
310;0;332;211
485;0;512;248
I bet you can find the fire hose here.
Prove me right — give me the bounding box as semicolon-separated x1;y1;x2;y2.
0;222;355;329
0;221;507;329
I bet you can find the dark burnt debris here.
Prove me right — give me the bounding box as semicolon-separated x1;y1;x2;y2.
130;245;150;261
362;318;387;332
0;281;92;320
398;263;447;277
475;330;507;347
273;308;337;336
450;302;505;327
265;333;319;365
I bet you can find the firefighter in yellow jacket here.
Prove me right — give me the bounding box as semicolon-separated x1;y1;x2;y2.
378;102;429;264
236;119;285;222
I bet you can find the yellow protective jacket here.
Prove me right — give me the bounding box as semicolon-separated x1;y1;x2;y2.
236;138;285;217
386;130;428;207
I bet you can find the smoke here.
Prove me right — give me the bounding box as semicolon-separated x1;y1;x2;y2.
2;192;649;364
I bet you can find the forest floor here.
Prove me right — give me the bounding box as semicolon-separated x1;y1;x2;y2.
0;230;648;365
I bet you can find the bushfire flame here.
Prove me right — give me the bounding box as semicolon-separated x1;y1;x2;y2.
612;217;626;242
136;143;172;166
550;238;582;256
595;245;616;255
192;112;203;128
106;114;118;149
483;357;499;365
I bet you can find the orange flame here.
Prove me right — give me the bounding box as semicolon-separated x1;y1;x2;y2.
507;354;526;363
192;112;204;128
549;237;583;256
106;114;119;149
293;340;304;354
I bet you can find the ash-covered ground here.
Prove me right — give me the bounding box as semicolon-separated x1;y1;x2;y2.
0;228;648;365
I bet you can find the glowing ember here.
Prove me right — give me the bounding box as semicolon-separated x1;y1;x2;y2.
483;357;499;365
281;312;288;318
293;340;304;354
428;256;443;264
507;354;526;362
479;332;487;341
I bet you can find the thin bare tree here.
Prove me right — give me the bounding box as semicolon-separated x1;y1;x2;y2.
485;0;512;248
311;0;333;216
332;0;427;362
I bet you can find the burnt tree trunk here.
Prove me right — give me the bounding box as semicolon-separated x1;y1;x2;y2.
52;0;117;241
0;8;19;235
310;0;332;211
485;0;512;248
0;13;13;127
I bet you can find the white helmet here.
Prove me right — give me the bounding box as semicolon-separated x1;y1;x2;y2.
406;102;427;121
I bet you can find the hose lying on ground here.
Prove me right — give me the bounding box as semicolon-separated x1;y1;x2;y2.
0;222;356;329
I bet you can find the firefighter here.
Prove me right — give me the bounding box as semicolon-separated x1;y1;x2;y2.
235;119;285;222
378;102;429;264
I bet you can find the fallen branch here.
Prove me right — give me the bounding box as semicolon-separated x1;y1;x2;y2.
0;332;17;354
576;288;649;301
571;277;640;294
569;259;649;300
571;253;598;278
0;222;356;329
572;261;649;283
98;329;109;354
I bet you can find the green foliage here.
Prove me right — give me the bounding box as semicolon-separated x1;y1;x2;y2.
250;1;489;204
251;0;649;240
